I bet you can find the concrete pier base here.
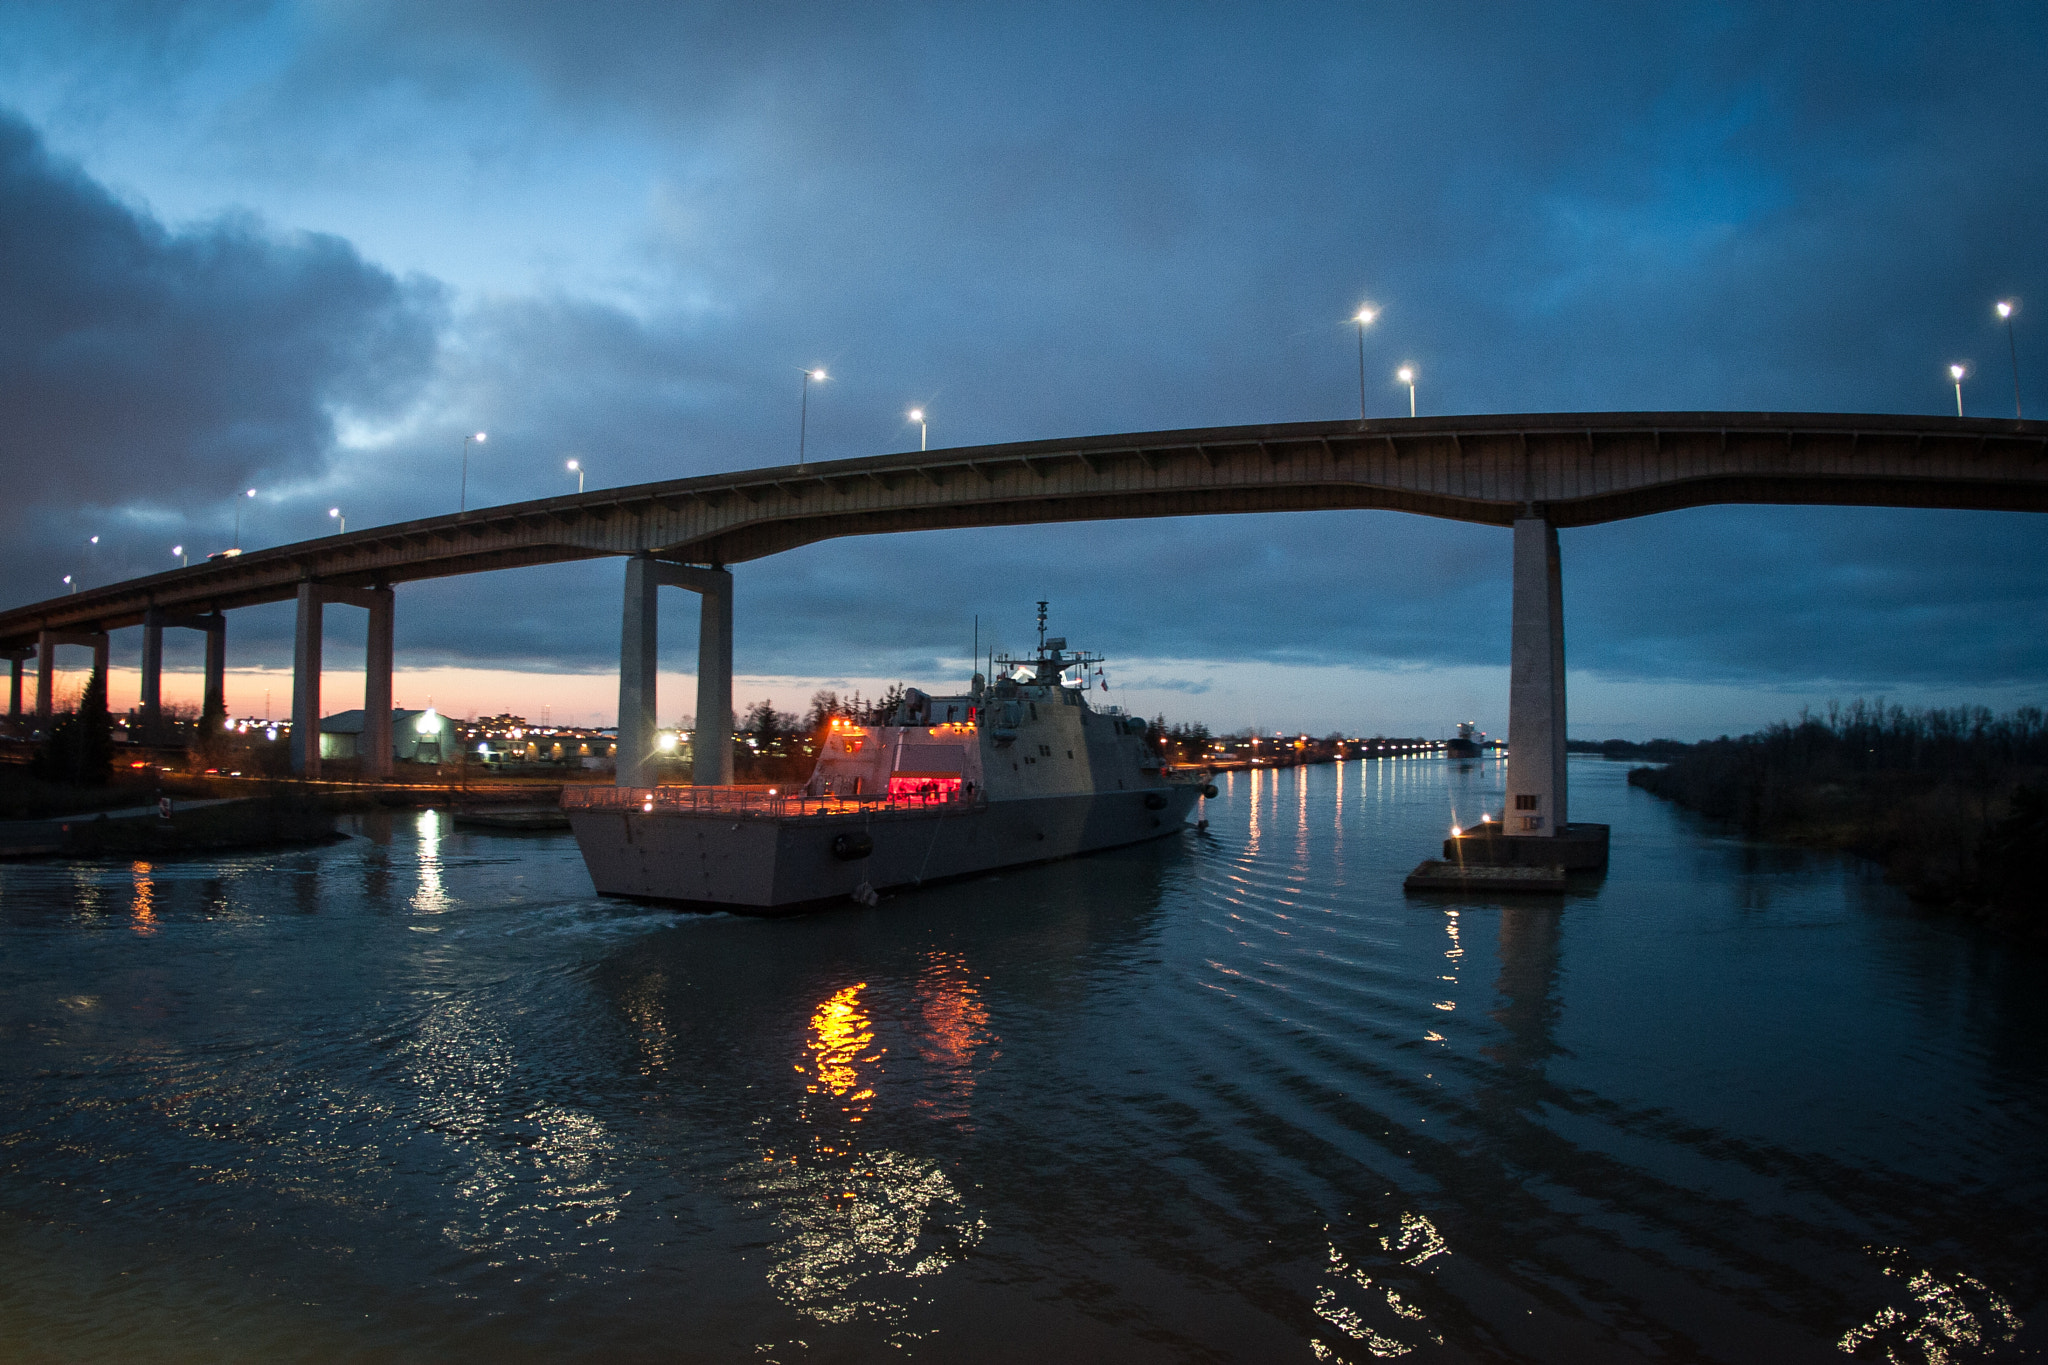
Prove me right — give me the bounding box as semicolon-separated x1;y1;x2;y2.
1443;822;1610;870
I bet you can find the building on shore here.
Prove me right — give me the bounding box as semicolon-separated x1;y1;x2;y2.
318;707;459;764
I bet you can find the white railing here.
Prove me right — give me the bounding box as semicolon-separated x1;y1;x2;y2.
561;785;980;819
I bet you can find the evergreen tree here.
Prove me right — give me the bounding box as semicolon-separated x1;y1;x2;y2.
33;665;113;786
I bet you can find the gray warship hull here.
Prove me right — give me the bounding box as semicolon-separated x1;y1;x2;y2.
565;784;1204;912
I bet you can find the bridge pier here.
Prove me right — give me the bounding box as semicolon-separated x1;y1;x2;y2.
1506;516;1567;836
290;582;395;779
616;557;734;788
139;608;228;742
1433;515;1608;872
6;648;32;731
34;628;109;733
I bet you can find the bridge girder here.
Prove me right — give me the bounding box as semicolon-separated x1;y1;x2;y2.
3;410;2043;646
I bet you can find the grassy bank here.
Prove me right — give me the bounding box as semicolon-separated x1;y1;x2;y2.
1626;702;2048;938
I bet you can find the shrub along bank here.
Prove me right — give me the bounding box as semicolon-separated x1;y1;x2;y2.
1627;702;2048;938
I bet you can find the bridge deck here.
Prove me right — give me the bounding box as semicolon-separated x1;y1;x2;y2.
4;410;2044;645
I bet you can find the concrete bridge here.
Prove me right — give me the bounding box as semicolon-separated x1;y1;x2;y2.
3;410;2043;848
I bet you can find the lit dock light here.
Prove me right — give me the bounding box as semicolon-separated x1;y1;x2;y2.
657;732;678;751
1450;824;1462;837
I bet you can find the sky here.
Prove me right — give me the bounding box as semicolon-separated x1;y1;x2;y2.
2;0;2045;739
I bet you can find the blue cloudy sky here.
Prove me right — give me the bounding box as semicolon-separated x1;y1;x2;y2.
2;1;2044;736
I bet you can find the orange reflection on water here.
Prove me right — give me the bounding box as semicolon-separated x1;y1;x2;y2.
130;861;157;936
915;952;993;1122
806;983;880;1113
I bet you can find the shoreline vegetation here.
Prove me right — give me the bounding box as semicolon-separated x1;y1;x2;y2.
1618;702;2047;939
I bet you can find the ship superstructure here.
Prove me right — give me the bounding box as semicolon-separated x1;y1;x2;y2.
564;606;1211;911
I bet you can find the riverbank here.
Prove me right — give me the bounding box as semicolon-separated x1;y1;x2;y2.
0;788;342;859
1625;703;2047;939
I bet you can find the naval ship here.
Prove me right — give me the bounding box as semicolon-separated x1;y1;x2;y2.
563;608;1214;912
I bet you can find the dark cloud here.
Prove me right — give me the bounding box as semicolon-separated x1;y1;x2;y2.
0;3;2044;724
0;109;440;586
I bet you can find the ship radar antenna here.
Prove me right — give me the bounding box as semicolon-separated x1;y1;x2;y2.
1036;600;1048;650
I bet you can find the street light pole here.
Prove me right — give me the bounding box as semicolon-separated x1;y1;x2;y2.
1398;365;1417;418
461;431;487;512
1353;306;1377;420
1997;301;2022;418
1950;364;1967;418
567;458;583;493
908;408;927;451
329;507;345;535
799;368;827;467
234;488;255;550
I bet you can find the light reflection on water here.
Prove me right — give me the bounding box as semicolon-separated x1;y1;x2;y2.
740;975;986;1338
0;758;2039;1360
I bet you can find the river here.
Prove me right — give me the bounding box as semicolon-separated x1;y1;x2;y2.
0;756;2040;1363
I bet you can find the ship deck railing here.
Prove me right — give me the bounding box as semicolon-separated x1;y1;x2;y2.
561;785;985;820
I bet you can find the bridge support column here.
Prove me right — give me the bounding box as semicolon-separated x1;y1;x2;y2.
1505;516;1567;837
36;631;53;732
34;628;110;734
202;613;226;727
6;648;31;730
363;589;394;780
292;583;391;780
292;583;323;778
615;557;734;788
140;608;166;742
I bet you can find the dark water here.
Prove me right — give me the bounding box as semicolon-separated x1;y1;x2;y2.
1;757;2041;1363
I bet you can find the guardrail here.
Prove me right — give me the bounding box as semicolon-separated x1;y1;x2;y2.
561;785;980;819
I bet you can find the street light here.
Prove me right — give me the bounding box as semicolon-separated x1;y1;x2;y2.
63;575;74;594
461;431;487;512
1949;363;1967;418
1353;305;1378;421
798;368;827;466
907;408;927;451
172;545;186;567
234;488;256;550
1996;300;2022;418
1397;365;1417;418
329;507;345;535
566;458;583;493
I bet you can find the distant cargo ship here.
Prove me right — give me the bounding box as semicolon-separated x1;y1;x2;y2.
1445;721;1483;759
565;608;1213;912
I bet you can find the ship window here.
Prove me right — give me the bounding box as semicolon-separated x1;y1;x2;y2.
1038;744;1051;757
1066;750;1073;759
1515;793;1539;810
1519;816;1543;831
1028;703;1038;720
